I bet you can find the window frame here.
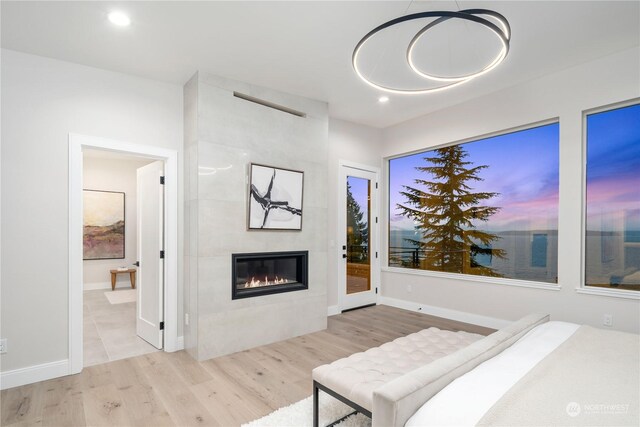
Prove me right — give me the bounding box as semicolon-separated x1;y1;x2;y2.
578;99;640;300
383;118;561;291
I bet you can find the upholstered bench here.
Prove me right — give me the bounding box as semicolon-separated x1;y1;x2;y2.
312;327;483;427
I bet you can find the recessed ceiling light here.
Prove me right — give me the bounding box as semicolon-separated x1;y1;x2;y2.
108;11;131;27
378;96;390;103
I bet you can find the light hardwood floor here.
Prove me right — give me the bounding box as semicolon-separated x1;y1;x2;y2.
1;305;494;427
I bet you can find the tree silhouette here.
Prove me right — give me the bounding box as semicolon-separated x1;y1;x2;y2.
347;181;368;263
396;145;506;276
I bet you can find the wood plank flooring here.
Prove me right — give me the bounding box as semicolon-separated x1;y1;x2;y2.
1;305;494;427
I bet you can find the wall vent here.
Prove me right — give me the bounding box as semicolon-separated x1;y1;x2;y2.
233;91;307;118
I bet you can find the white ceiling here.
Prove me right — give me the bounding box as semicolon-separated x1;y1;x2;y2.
2;1;638;128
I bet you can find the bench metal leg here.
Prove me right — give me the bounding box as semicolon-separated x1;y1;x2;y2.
313;381;319;427
313;380;371;427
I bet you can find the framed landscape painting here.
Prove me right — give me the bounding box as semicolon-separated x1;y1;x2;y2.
83;190;125;260
248;163;304;230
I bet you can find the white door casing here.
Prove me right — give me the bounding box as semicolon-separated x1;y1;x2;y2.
69;133;179;376
136;161;164;348
338;162;380;311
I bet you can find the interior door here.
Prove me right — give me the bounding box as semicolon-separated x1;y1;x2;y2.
339;165;379;311
136;161;164;349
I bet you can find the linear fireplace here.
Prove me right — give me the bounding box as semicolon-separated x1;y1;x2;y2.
232;251;308;299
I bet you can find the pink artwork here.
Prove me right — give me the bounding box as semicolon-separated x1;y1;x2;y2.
83;190;125;260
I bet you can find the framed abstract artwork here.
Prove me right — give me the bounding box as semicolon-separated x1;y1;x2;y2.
83;190;125;259
248;163;304;230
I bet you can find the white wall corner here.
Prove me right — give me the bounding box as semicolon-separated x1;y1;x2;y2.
378;296;511;330
327;305;340;316
0;359;69;391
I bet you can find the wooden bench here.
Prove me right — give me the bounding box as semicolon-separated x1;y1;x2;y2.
109;268;136;291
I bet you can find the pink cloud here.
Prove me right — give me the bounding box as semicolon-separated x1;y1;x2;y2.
587;177;639;211
485;190;559;230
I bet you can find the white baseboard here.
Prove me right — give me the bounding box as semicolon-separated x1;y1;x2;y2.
327;305;340;316
176;336;184;350
84;281;133;291
0;359;69;390
378;296;510;330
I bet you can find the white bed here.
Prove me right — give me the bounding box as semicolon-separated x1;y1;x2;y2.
405;321;639;427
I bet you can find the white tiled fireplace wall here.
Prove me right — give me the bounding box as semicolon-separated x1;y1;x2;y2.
184;72;329;360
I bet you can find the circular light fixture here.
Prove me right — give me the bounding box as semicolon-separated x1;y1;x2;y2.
352;9;511;95
378;96;390;103
108;11;131;27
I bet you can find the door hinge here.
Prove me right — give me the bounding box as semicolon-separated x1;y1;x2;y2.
160;250;165;259
376;251;378;258
375;217;378;224
160;176;165;185
375;287;378;294
160;321;164;330
375;182;378;189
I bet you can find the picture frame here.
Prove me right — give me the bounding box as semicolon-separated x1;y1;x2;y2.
83;189;126;259
248;163;304;230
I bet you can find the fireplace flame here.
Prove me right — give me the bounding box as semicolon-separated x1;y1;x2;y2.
242;276;294;288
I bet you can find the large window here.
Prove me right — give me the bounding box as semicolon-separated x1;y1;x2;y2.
389;123;559;283
585;103;640;292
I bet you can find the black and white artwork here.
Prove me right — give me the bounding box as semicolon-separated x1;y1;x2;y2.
248;164;303;230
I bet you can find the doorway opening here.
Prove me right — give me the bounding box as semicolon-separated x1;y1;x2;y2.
69;134;179;375
82;149;162;366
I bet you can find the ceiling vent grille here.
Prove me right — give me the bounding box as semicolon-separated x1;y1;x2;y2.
233;91;307;118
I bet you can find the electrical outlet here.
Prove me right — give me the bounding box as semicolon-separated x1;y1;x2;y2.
603;314;613;327
185;313;190;326
0;338;7;354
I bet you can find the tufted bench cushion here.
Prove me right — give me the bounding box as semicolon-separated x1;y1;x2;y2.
312;327;483;412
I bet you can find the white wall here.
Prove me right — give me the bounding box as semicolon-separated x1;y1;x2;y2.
82;156;153;289
0;49;183;373
327;119;383;310
380;47;640;333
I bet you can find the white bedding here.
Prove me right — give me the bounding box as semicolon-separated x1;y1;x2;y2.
405;321;580;427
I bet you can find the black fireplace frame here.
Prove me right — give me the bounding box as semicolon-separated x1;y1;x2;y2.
231;250;308;300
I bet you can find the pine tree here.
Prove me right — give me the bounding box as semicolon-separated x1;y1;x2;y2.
347;182;369;263
396;145;506;276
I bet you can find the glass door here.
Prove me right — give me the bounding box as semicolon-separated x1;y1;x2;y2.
339;165;378;311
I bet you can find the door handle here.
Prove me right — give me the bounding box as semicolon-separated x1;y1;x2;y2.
133;261;140;267
342;254;347;259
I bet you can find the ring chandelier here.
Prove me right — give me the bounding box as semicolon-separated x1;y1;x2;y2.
352;9;511;95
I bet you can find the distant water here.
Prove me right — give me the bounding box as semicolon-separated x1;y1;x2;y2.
389;229;421;246
625;230;640;243
388;228;558;283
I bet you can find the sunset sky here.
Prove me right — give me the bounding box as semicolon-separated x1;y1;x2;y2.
348;176;370;223
389;123;560;232
586;103;640;232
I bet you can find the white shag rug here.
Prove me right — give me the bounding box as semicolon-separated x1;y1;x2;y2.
104;289;137;304
243;393;371;427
